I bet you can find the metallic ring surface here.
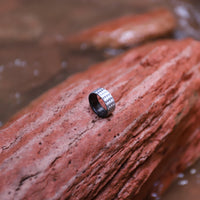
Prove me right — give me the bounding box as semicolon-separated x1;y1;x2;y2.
89;88;115;118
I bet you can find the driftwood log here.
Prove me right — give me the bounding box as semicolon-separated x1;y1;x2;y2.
0;39;200;200
66;8;176;49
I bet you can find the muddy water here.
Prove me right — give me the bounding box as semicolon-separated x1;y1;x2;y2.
0;0;199;199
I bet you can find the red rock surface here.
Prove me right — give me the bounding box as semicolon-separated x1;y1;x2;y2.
66;8;176;49
0;39;200;200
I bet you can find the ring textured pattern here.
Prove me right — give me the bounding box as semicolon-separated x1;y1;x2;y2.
89;88;115;118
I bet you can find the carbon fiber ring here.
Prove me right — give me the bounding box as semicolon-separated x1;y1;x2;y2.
89;88;115;118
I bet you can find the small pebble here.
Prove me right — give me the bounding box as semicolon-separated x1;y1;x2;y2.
175;5;190;18
15;92;21;99
33;69;39;76
151;192;160;200
61;61;68;68
14;58;26;67
15;92;21;104
189;168;197;175
14;58;21;66
177;173;184;178
104;48;124;57
178;179;188;186
151;192;158;197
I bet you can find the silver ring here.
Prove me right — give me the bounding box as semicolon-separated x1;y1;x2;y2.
89;88;115;118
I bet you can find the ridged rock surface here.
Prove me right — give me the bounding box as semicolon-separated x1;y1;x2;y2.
66;8;176;49
0;39;200;200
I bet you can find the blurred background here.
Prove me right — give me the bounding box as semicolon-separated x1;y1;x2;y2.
0;0;199;199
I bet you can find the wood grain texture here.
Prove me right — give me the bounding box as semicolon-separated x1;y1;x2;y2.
0;39;200;200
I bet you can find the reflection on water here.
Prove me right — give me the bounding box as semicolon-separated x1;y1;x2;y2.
0;0;199;199
162;160;200;200
167;0;200;39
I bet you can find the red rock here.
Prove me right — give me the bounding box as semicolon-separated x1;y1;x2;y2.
66;8;176;49
0;39;200;200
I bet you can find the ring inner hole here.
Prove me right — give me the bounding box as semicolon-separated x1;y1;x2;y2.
97;95;107;110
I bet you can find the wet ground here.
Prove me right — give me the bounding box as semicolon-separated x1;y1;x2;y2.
0;0;199;199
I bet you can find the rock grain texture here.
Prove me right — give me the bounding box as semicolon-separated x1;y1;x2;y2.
0;39;200;200
66;8;176;49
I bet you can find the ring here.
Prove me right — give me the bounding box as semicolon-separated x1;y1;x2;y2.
89;88;115;118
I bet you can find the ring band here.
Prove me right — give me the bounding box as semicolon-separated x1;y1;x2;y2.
89;88;115;118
